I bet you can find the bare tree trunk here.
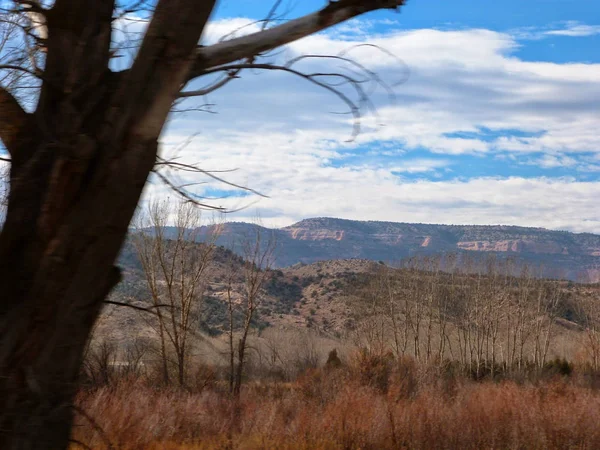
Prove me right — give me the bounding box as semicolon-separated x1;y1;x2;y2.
158;321;171;385
0;1;217;446
0;130;158;449
233;335;248;399
225;263;236;394
231;225;275;400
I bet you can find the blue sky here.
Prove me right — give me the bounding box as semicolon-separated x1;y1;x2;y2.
123;2;600;231
214;0;600;65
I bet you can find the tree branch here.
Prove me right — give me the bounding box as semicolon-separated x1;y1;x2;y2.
0;86;29;156
103;300;171;314
0;64;41;78
71;405;115;450
183;62;368;139
176;73;240;98
155;155;268;199
187;0;406;81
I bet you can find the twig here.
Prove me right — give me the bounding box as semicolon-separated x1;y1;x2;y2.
71;405;116;450
103;300;171;314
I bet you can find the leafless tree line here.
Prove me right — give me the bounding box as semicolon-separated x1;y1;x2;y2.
350;254;596;377
87;200;342;396
125;200;277;397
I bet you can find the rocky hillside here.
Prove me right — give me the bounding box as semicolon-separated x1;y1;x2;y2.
195;218;600;282
99;242;600;353
100;244;375;344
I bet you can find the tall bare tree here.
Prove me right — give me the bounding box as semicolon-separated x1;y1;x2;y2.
0;1;407;447
579;293;600;371
225;225;276;399
531;279;562;369
133;199;220;387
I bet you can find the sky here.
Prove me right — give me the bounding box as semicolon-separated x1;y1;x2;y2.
131;1;600;231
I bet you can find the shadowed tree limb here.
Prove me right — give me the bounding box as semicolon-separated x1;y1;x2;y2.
186;0;406;81
182;61;373;139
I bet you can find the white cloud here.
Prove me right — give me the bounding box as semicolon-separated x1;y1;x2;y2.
180;23;600;156
545;22;600;37
534;155;577;169
512;21;600;40
389;159;450;173
147;129;600;232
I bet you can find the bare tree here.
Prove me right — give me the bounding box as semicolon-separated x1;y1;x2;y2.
0;1;407;447
226;225;276;399
577;292;600;371
133;199;220;387
531;279;562;369
505;265;538;370
383;265;409;358
350;264;390;356
81;340;118;387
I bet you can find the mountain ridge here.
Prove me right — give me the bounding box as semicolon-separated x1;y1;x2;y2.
188;217;600;282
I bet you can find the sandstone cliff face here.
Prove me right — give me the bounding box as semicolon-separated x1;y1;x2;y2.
282;219;600;255
287;228;347;241
456;240;570;254
195;218;600;282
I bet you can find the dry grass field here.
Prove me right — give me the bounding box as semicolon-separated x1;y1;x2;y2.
72;356;600;450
